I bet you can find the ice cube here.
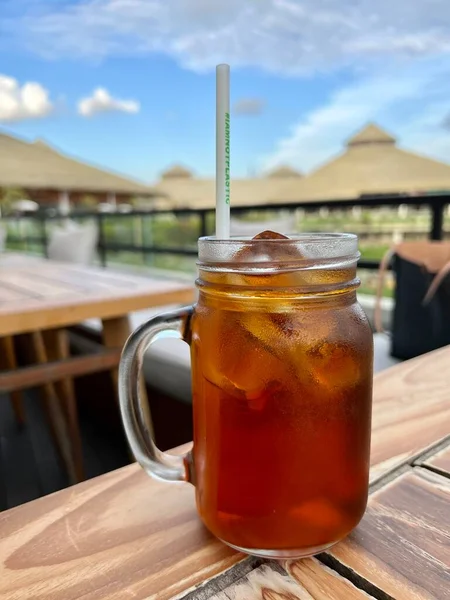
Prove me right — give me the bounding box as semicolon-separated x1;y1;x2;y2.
197;308;289;408
253;230;290;240
238;312;316;391
234;230;303;264
306;341;361;391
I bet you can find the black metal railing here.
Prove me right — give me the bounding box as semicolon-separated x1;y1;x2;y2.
2;193;449;271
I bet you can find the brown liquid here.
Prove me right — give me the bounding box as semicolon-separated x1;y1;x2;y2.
191;271;373;552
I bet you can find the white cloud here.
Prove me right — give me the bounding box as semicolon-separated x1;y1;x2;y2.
78;87;140;117
15;0;450;74
233;97;265;116
0;74;53;122
261;58;450;172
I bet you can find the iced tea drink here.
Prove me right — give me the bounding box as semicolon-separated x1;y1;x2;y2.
119;232;373;559
190;233;373;557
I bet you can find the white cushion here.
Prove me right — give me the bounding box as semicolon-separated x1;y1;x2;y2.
48;220;98;265
144;338;191;404
83;305;193;404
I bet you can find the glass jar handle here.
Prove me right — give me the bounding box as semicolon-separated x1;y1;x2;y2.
119;306;194;483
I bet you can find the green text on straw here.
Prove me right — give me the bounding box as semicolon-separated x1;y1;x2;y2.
225;111;230;205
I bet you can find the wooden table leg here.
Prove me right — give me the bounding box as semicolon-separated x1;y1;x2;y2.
102;316;154;448
42;329;84;483
0;336;25;426
30;331;81;484
101;316;131;392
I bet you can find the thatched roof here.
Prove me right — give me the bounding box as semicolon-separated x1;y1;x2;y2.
0;131;155;195
346;123;396;146
161;164;193;179
266;165;302;178
277;123;450;202
153;161;307;208
152;177;285;209
154;123;450;208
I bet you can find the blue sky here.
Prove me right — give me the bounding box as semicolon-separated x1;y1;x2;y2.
1;1;450;183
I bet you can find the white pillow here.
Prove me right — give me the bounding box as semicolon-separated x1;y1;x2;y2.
48;220;98;265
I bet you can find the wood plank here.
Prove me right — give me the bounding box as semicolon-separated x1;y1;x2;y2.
101;316;132;392
0;284;195;336
286;559;374;599
0;254;195;336
0;271;83;299
180;559;373;599
370;345;450;481
0;284;33;303
0;465;240;600
0;260;448;600
0;348;121;392
39;264;149;290
329;468;450;600
422;446;450;477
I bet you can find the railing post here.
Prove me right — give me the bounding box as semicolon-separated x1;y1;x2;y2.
98;213;107;267
430;199;446;241
140;215;146;264
199;211;207;238
42;214;49;257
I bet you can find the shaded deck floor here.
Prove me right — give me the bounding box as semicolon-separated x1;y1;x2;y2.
0;391;129;512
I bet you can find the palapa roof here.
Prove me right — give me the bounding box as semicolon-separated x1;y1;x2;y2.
153;161;307;208
0;130;155;195
152;172;306;209
161;164;193;179
346;123;396;146
278;123;450;202
266;165;303;178
154;123;450;208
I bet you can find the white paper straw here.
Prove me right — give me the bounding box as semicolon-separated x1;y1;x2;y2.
215;63;230;239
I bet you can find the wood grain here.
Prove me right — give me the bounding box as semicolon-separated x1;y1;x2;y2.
0;323;449;598
0;254;195;336
0;348;121;391
0;465;240;600
180;559;372;599
370;345;450;481
422;446;450;477
330;468;450;600
286;559;374;599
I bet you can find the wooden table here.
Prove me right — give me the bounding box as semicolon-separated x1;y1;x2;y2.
0;253;195;482
0;345;449;600
0;253;195;337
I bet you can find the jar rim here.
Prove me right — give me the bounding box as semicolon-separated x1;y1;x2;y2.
199;232;357;244
198;232;359;271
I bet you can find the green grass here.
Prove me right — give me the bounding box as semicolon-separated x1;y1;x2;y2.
359;244;390;260
359;283;394;298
